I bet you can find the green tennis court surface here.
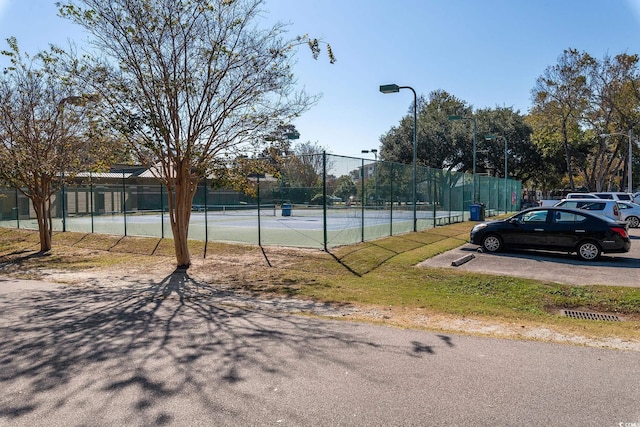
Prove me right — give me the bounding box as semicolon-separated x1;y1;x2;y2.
2;205;467;248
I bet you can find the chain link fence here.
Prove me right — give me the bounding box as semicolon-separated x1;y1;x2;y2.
0;154;521;249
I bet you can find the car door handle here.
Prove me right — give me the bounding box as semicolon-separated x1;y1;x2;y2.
534;228;545;232
575;230;586;233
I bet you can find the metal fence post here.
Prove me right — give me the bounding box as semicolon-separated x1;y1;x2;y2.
160;182;164;239
257;174;262;247
15;187;19;228
204;178;209;255
361;158;365;242
122;170;127;236
448;170;452;225
463;173;466;219
323;152;327;251
390;163;394;236
90;172;94;233
432;168;437;229
61;175;66;232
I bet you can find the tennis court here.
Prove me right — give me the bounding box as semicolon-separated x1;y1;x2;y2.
0;153;519;248
1;204;468;248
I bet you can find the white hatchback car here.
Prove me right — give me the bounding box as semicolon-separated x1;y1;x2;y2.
617;202;640;228
554;199;621;221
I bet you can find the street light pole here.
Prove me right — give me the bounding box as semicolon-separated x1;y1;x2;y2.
505;137;508;212
600;131;634;192
380;84;418;232
448;115;477;202
629;129;633;193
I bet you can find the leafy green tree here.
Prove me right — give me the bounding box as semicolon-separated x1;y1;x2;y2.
379;90;544;197
586;53;640;191
531;49;640;192
475;107;543;184
334;175;356;201
260;124;299;163
530;48;595;191
520;113;567;193
59;0;333;268
380;90;469;171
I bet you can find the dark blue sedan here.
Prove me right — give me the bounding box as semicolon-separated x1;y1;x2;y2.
470;207;631;261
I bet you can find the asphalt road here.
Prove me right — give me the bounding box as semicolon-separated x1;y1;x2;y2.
1;277;639;426
419;226;640;287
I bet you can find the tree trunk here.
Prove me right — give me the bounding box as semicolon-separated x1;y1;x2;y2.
31;187;53;253
167;160;198;269
561;121;575;190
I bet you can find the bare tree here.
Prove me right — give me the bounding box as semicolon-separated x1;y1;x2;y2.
59;0;333;268
0;38;100;252
285;141;332;188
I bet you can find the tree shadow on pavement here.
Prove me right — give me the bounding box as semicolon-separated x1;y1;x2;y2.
0;271;444;425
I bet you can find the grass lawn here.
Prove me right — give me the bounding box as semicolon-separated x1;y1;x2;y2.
1;223;639;344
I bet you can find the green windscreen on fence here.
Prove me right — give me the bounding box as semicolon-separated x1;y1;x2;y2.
0;154;522;249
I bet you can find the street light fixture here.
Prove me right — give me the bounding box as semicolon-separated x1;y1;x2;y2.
485;134;509;213
600;130;634;192
380;84;417;232
448;115;478;202
361;148;378;160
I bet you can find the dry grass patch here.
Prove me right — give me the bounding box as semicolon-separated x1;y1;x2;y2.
334;244;397;276
67;233;124;251
371;235;426;253
110;236;164;255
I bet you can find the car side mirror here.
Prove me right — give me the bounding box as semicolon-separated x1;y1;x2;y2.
509;218;519;225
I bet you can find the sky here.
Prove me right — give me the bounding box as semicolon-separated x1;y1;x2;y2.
1;0;640;159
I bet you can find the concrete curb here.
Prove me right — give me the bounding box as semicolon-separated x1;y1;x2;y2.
451;253;475;267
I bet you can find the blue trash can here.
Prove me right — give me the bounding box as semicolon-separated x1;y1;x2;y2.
281;203;292;217
469;203;482;221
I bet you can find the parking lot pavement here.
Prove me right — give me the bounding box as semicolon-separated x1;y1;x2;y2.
418;227;640;287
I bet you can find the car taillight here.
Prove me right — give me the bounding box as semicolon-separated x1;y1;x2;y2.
614;204;619;216
611;227;628;238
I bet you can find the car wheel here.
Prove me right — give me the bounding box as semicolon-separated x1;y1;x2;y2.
482;234;503;253
626;216;640;228
576;241;601;261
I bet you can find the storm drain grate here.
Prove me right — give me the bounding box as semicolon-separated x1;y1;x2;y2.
562;310;621;322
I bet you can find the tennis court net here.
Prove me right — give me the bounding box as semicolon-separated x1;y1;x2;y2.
191;204;277;216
